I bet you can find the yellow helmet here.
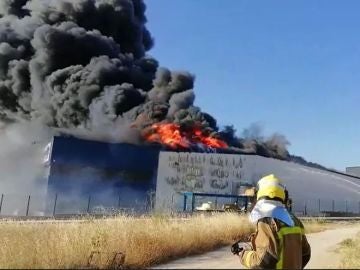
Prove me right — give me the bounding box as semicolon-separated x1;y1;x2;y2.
256;174;286;202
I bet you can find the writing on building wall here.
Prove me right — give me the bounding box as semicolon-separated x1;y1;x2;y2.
162;153;244;192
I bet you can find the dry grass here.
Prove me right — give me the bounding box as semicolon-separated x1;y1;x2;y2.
302;218;332;233
0;214;340;269
302;219;355;234
0;213;253;269
337;232;360;268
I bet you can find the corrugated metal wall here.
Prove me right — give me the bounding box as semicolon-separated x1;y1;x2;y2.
156;152;360;215
46;136;161;214
346;166;360;177
46;136;360;216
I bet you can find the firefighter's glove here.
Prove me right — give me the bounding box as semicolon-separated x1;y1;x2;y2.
231;242;252;255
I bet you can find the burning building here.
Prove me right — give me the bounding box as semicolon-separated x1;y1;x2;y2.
0;0;360;217
43;134;360;216
44;124;233;214
0;0;245;215
45;135;160;214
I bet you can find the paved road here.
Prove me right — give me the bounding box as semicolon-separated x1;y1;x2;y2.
153;226;360;269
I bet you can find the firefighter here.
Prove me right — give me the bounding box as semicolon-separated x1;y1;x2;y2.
237;174;311;269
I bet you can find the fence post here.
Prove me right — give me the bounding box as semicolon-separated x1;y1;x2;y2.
87;195;91;214
332;200;335;212
149;191;155;211
53;193;58;216
318;199;321;214
345;200;348;213
304;202;307;216
26;195;31;216
117;194;121;208
0;194;4;215
183;194;187;211
244;197;249;212
191;193;195;212
358;201;360;215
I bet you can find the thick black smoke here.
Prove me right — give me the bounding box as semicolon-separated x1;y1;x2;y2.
0;0;296;161
0;0;219;136
218;123;291;160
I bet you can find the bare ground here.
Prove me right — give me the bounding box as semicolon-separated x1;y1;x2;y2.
153;225;360;269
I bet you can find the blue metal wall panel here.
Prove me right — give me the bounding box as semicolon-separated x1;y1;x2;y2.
47;136;162;213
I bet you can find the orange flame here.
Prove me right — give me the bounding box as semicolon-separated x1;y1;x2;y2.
144;123;228;149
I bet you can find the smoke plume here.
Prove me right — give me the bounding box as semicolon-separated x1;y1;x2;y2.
0;0;336;212
0;0;297;161
0;121;52;214
0;0;219;142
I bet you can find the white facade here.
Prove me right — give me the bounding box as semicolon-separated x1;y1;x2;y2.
155;151;360;215
346;166;360;177
155;152;257;211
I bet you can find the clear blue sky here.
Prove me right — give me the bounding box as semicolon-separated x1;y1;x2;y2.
145;0;360;171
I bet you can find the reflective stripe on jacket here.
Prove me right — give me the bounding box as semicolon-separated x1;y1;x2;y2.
240;215;311;269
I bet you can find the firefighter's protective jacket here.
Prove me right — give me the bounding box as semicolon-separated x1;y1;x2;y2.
240;214;311;269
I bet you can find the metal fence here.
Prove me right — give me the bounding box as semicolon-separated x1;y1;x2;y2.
0;192;359;218
0;192;155;217
180;194;360;217
292;198;360;217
